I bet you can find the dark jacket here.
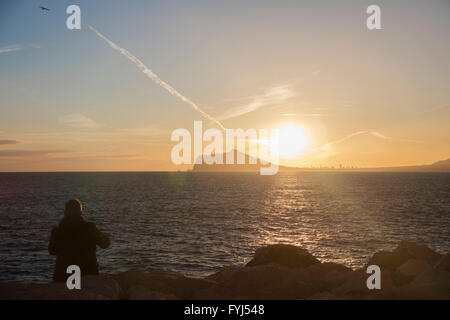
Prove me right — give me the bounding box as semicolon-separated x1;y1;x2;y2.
49;215;110;282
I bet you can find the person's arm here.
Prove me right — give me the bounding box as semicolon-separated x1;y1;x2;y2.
90;224;110;249
48;227;58;255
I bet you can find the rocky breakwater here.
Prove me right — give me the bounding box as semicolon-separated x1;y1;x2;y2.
0;241;448;300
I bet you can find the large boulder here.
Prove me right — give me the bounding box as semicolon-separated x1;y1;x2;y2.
367;241;442;270
366;250;409;271
195;264;319;299
245;244;320;269
395;241;442;265
196;262;352;300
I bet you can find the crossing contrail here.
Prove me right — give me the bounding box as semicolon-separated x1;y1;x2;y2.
88;25;226;130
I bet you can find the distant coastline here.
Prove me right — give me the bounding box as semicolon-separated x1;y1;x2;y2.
192;156;450;173
0;158;449;173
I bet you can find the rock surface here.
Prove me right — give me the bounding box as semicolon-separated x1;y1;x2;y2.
245;244;320;268
0;242;448;300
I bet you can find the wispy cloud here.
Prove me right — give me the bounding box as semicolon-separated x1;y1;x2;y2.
422;103;450;114
0;44;40;54
321;131;388;151
281;113;330;117
0;140;20;145
0;45;25;54
218;84;297;120
88;25;226;131
0;150;67;157
59;114;104;129
118;126;171;136
281;113;297;117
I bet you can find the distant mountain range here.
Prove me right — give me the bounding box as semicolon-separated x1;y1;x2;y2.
192;151;450;172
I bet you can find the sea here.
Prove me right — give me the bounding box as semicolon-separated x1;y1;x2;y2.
0;172;449;283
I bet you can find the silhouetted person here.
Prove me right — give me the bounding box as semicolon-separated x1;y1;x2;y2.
49;199;110;282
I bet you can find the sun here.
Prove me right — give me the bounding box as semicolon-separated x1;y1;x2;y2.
269;124;308;159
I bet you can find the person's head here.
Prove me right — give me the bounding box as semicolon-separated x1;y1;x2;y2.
64;198;82;218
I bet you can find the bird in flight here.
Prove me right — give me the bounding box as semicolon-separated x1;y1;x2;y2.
39;6;51;11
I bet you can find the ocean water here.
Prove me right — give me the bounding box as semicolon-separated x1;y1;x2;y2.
0;172;449;283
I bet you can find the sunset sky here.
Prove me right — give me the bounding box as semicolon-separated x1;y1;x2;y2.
1;0;449;171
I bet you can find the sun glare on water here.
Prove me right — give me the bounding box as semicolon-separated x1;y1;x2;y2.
269;124;308;159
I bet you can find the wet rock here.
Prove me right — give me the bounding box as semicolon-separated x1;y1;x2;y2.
245;244;319;269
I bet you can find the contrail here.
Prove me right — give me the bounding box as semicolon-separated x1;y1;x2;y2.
88;25;226;130
320;131;388;150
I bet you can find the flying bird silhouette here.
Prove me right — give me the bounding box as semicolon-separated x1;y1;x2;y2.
39;6;51;11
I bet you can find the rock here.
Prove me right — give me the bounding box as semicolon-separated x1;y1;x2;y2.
367;250;409;270
126;285;177;300
434;253;450;272
0;243;447;300
331;270;368;299
331;268;393;299
196;264;319;299
393;268;450;299
207;266;243;283
197;262;352;300
0;275;120;300
393;259;431;286
367;241;442;270
395;241;442;265
380;268;394;289
0;282;107;300
290;262;353;292
410;268;450;288
307;291;340;300
81;275;122;299
245;244;319;269
111;269;215;299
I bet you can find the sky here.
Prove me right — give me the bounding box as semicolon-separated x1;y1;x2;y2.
0;0;449;171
